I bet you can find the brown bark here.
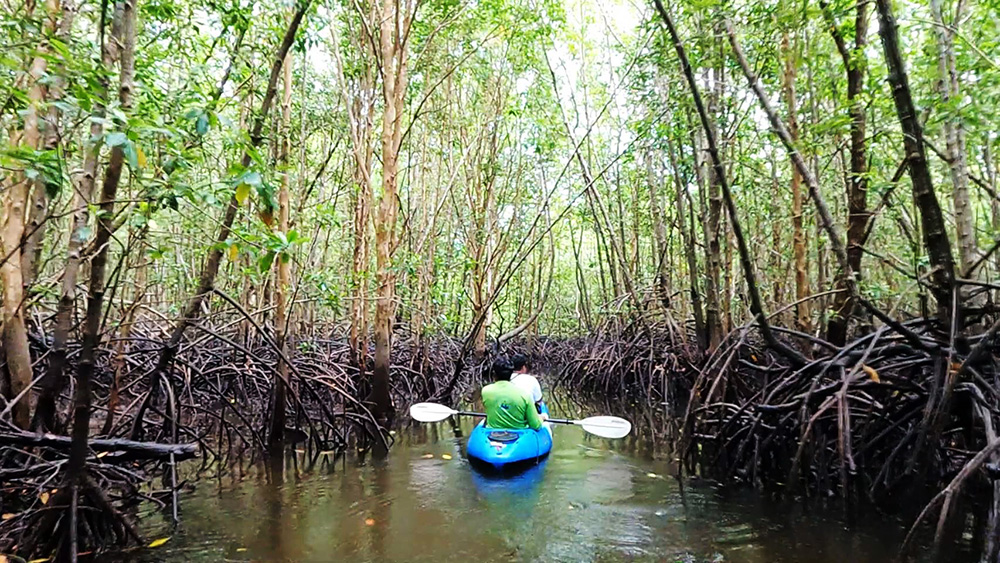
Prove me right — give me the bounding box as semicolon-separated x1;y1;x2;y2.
371;0;415;425
131;2;311;439
331;16;376;375
822;0;870;346
32;2;121;432
782;33;810;335
66;2;136;555
874;0;957;327
1;0;64;429
704;59;725;350
668;137;706;351
21;0;73;292
267;50;294;484
653;0;807;367
724;17;936;354
647;151;671;310
930;0;974;274
987;143;1000;275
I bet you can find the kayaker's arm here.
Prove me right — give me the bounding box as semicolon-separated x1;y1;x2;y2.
525;398;544;430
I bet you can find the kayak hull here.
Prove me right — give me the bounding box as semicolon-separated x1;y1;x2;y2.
467;405;552;469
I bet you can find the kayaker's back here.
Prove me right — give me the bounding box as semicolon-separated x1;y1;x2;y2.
482;380;537;430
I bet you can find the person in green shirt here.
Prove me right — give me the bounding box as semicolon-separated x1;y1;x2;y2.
481;359;547;430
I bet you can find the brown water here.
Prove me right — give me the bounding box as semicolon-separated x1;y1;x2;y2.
125;402;961;563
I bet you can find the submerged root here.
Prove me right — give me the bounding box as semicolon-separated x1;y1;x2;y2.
9;470;140;561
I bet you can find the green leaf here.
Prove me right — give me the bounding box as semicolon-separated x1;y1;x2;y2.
258;251;276;273
106;132;128;147
123;141;139;170
196;113;209;136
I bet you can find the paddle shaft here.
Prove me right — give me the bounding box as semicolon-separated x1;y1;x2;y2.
453;410;578;426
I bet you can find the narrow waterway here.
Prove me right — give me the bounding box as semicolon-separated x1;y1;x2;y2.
124;395;961;562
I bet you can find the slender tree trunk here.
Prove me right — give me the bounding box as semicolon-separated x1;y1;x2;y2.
371;0;414;426
647;151;671;310
874;0;957;327
267;49;293;484
822;0;869;346
1;0;65;429
32;2;122;433
653;0;807;367
930;0;974;275
668;138;706;350
21;0;73;293
704;61;725;350
332;18;376;376
66;0;136;556
782;33;811;336
987;143;1000;276
131;2;310;439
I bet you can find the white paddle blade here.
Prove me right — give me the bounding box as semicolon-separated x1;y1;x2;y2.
576;416;632;439
409;402;458;423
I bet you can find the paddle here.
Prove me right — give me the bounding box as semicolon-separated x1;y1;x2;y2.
408;402;632;439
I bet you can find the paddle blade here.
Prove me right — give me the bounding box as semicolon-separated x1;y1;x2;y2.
576;416;632;439
409;402;458;423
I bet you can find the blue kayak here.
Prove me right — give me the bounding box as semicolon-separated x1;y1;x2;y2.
467;404;553;469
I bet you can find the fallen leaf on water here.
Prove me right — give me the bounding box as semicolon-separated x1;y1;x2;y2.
389;430;396;436
2;513;15;520
421;454;434;459
567;505;574;510
148;537;170;548
441;454;452;460
646;473;659;479
96;451;109;458
39;492;49;505
236;548;247;552
364;518;375;526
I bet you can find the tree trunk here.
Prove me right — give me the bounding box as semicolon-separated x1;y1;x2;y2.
930;0;974;275
987;143;1000;276
704;60;725;350
782;33;810;336
653;0;807;367
371;0;414;427
647;151;671;310
66;1;136;555
332;17;376;376
131;2;310;439
21;0;73;293
32;2;122;433
874;0;957;328
822;0;869;346
0;0;64;429
668;138;706;351
267;49;294;484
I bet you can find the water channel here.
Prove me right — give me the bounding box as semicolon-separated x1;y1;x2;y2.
124;394;969;562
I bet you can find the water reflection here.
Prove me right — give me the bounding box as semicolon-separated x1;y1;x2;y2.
469;459;547;500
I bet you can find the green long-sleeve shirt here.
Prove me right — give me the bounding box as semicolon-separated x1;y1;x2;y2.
481;380;544;430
